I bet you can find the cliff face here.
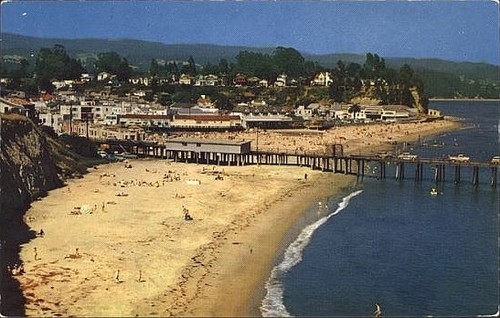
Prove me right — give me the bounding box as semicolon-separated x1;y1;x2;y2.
350;85;429;113
0;114;83;223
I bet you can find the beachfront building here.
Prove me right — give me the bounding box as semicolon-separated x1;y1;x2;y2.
119;114;171;129
164;137;251;154
295;105;314;119
71;121;146;140
162;137;252;165
334;110;351;120
170;114;243;131
240;113;295;129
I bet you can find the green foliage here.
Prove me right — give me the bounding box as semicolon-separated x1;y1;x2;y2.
234;51;277;79
95;52;132;81
180;56;197;75
33;44;85;92
149;59;159;76
272;47;305;77
328;53;428;108
3;33;498;99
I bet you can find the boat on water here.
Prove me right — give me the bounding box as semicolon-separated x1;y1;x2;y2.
430;188;439;196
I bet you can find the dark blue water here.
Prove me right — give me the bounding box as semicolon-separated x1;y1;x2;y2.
262;101;499;317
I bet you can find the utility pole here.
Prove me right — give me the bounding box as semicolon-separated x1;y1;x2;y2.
256;126;259;165
69;104;73;134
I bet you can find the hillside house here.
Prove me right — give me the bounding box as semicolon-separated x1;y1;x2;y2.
311;72;333;86
233;74;247;87
97;72;112;81
0;97;29;116
179;74;192;85
129;76;151;86
274;74;287;87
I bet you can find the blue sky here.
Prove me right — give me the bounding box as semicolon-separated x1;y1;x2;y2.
1;1;499;64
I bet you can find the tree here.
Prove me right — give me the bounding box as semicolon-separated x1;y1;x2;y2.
149;59;159;77
95;52;132;81
33;44;85;92
218;58;230;74
165;61;180;78
363;53;385;79
272;47;305;77
348;104;361;118
180;56;197;75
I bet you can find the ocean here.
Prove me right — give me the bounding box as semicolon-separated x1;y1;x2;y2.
261;100;499;317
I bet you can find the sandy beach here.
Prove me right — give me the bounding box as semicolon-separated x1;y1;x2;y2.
12;118;461;316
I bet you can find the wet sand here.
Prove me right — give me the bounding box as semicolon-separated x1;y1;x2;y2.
13;118;461;316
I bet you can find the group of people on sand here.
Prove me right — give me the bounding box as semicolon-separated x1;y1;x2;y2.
7;263;25;276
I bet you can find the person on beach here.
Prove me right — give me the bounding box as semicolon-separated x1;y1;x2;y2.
137;270;142;282
33;247;38;260
38;229;44;237
115;269;120;283
101;202;105;212
304;173;308;180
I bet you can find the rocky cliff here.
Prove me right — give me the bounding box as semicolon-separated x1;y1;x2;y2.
0;114;92;315
0;114;87;224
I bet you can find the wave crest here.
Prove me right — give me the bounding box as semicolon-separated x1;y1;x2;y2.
260;189;363;317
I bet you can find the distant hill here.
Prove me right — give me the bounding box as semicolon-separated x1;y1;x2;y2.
2;33;499;98
1;33;275;70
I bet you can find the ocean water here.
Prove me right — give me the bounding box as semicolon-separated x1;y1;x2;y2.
261;101;499;317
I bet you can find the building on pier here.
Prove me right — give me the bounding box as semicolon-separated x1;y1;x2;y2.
164;137;251;154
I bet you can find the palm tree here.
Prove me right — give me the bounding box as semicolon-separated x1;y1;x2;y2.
348;103;362;119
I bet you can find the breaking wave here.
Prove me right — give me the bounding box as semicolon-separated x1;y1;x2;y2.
260;189;363;317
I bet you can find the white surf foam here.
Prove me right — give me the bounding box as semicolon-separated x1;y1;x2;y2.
260;189;363;317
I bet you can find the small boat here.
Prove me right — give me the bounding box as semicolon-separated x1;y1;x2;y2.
430;188;439;196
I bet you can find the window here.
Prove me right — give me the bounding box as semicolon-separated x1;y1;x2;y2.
182;142;187;146
196;143;201;147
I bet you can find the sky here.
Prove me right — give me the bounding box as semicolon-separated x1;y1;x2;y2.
1;0;499;64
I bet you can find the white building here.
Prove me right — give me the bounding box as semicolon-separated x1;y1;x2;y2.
311;72;333;86
39;112;63;133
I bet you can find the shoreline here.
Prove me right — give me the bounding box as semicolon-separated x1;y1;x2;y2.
186;173;357;317
8;118;462;317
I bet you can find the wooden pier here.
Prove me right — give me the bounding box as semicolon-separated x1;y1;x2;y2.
95;139;499;187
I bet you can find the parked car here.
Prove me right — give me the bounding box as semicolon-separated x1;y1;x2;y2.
397;152;418;160
116;152;138;159
105;154;123;162
448;154;470;162
377;151;394;159
97;150;108;159
491;156;500;164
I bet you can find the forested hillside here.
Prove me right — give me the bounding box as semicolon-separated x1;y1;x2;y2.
2;33;498;99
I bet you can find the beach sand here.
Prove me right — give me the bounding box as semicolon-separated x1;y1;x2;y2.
12;118;461;316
